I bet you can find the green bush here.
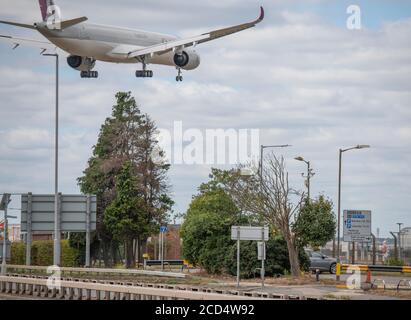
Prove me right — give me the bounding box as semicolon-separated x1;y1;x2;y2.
224;237;310;278
10;240;80;267
385;258;404;266
10;242;25;265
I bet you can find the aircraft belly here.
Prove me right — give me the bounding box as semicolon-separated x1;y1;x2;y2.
49;38;136;63
49;37;176;66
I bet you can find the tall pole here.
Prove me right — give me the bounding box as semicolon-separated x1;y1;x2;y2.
1;194;10;275
85;195;91;268
236;226;240;288
336;145;370;277
54;54;60;267
336;149;342;281
44;53;60;266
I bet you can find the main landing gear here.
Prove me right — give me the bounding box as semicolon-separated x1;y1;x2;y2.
176;68;183;82
136;70;153;78
136;59;153;78
81;71;99;78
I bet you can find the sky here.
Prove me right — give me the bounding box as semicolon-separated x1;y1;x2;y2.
0;0;410;238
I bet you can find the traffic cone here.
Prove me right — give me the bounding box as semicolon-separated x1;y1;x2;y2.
366;270;372;284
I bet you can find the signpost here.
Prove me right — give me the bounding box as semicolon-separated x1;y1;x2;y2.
160;226;168;271
231;226;269;288
343;210;371;264
21;194;97;267
343;210;372;242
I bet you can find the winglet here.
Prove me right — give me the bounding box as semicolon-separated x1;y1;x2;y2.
257;6;265;24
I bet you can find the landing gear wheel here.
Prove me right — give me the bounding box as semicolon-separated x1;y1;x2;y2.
81;71;98;78
176;68;183;82
136;70;153;78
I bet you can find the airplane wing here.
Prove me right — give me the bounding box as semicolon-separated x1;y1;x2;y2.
0;34;56;54
127;6;265;59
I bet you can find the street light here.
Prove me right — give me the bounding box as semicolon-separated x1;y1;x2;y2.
43;53;60;266
260;145;292;178
336;145;370;279
294;156;314;202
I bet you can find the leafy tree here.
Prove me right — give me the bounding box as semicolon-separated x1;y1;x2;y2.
181;186;241;273
77;92;173;267
293;196;336;249
181;171;309;276
104;162;151;268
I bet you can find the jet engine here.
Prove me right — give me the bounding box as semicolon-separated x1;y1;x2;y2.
173;50;200;70
67;55;96;71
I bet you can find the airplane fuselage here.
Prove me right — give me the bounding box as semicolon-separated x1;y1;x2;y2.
37;22;180;66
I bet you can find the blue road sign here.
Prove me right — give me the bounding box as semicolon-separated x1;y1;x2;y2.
160;226;168;233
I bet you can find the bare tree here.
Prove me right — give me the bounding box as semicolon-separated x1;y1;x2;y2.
226;153;305;277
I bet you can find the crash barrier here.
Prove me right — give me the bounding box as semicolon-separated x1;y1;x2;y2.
0;275;310;300
5;265;186;278
342;264;411;274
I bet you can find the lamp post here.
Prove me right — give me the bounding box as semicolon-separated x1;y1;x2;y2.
336;145;370;280
43;53;60;266
260;145;292;178
294;156;314;202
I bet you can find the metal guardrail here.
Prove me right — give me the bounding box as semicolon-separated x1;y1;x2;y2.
342;264;411;273
6;265;186;278
0;275;274;300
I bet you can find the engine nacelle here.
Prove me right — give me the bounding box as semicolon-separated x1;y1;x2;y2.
67;55;96;71
173;50;200;70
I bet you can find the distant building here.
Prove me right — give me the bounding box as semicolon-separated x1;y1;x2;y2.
400;227;411;250
8;224;21;242
146;225;182;260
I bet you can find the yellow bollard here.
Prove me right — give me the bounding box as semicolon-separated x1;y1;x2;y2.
336;263;341;281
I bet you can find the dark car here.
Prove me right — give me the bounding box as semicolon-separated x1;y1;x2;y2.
305;249;337;274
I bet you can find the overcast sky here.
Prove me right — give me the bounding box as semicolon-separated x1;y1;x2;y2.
0;0;410;237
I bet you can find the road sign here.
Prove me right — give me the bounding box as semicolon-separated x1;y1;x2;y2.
257;242;266;261
231;226;269;241
21;194;97;232
343;210;372;242
160;226;168;233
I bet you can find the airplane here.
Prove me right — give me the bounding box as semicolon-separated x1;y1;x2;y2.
0;0;265;81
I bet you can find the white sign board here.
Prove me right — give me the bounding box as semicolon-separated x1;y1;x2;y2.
343;210;372;242
257;242;266;261
231;226;269;241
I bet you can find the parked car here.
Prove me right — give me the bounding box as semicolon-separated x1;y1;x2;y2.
305;249;337;274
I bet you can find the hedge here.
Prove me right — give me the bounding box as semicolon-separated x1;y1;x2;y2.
11;240;80;267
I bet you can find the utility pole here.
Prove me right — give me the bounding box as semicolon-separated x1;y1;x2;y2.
294;157;315;203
